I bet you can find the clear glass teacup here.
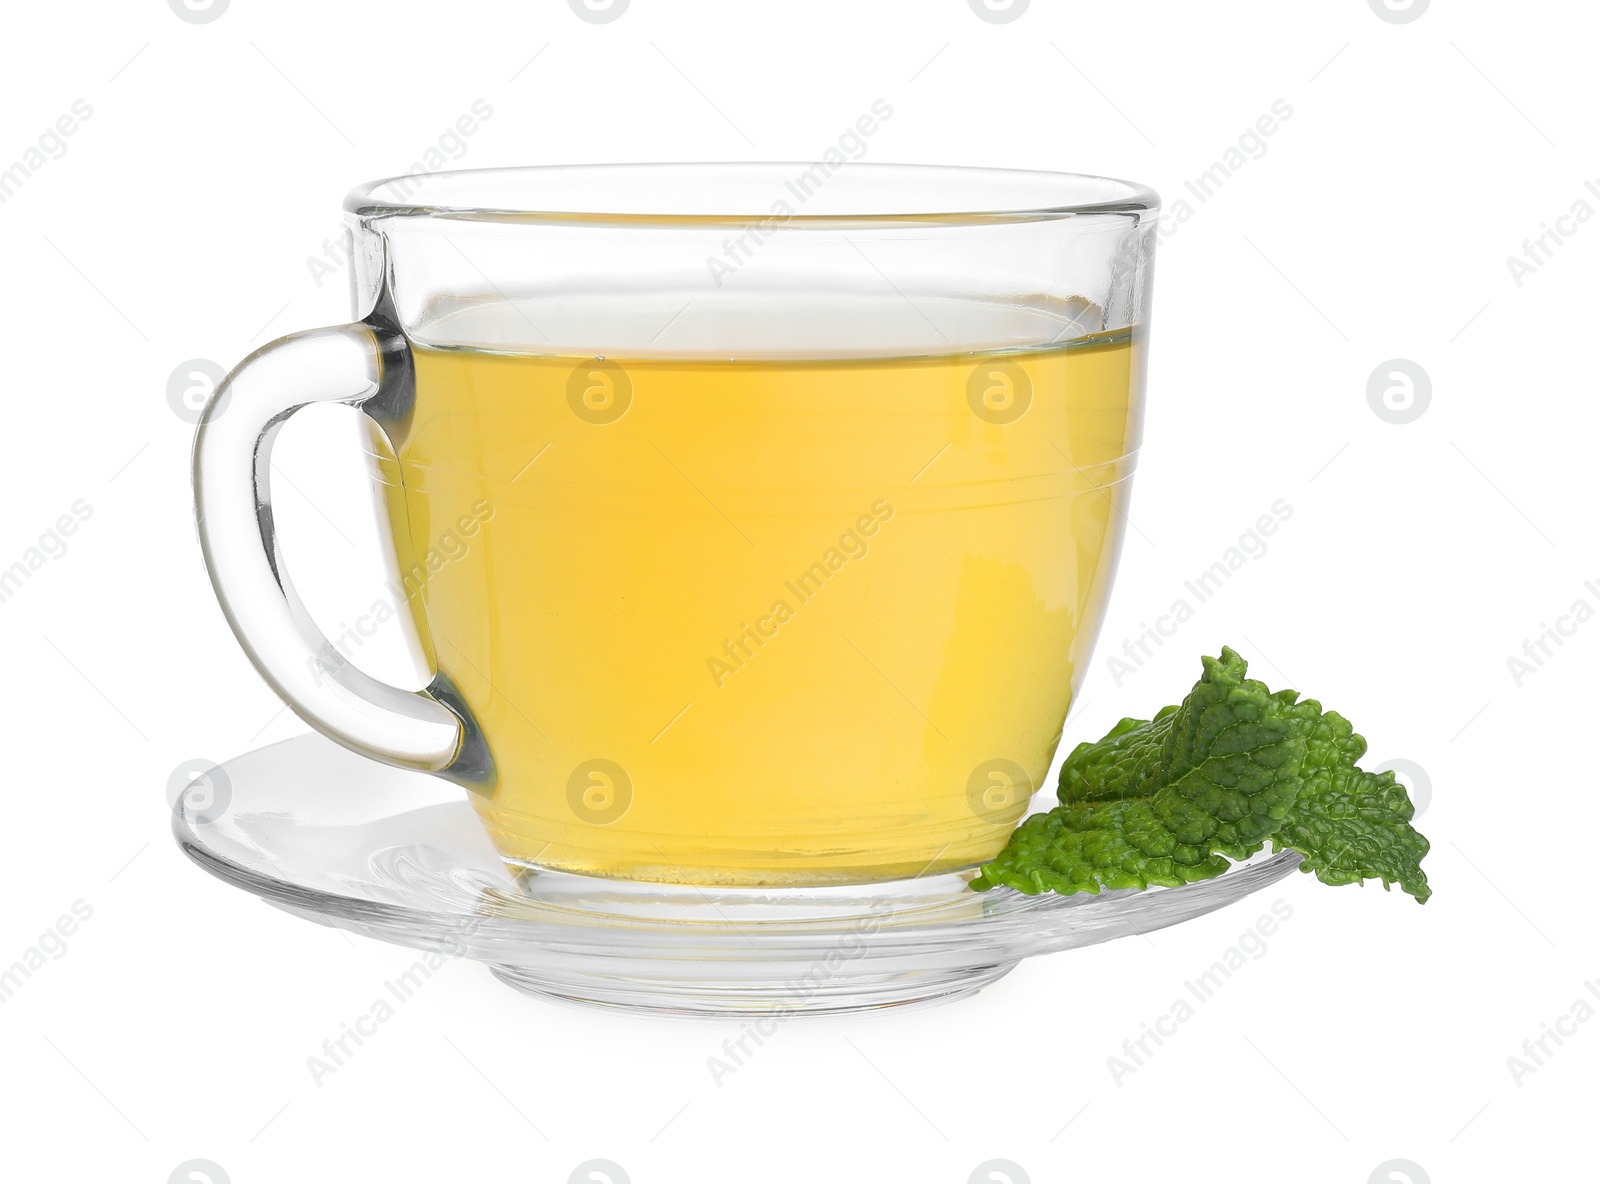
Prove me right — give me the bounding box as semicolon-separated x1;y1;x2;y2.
194;164;1157;886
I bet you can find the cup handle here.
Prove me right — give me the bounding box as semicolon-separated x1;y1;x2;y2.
193;319;491;786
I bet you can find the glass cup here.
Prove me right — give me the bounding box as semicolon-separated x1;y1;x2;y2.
193;164;1157;887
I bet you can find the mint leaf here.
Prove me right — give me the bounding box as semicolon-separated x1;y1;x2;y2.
966;799;1233;895
1273;705;1432;902
970;647;1432;903
970;648;1308;894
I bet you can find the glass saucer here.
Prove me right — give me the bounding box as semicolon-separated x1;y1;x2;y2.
173;734;1303;1016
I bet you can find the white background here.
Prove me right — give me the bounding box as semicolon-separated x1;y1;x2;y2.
0;0;1593;1181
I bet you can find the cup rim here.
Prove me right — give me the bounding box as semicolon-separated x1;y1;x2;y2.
344;162;1160;225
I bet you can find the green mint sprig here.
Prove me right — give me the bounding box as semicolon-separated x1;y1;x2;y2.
969;647;1431;903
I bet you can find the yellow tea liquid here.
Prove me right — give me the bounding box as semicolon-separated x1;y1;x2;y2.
381;328;1142;884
